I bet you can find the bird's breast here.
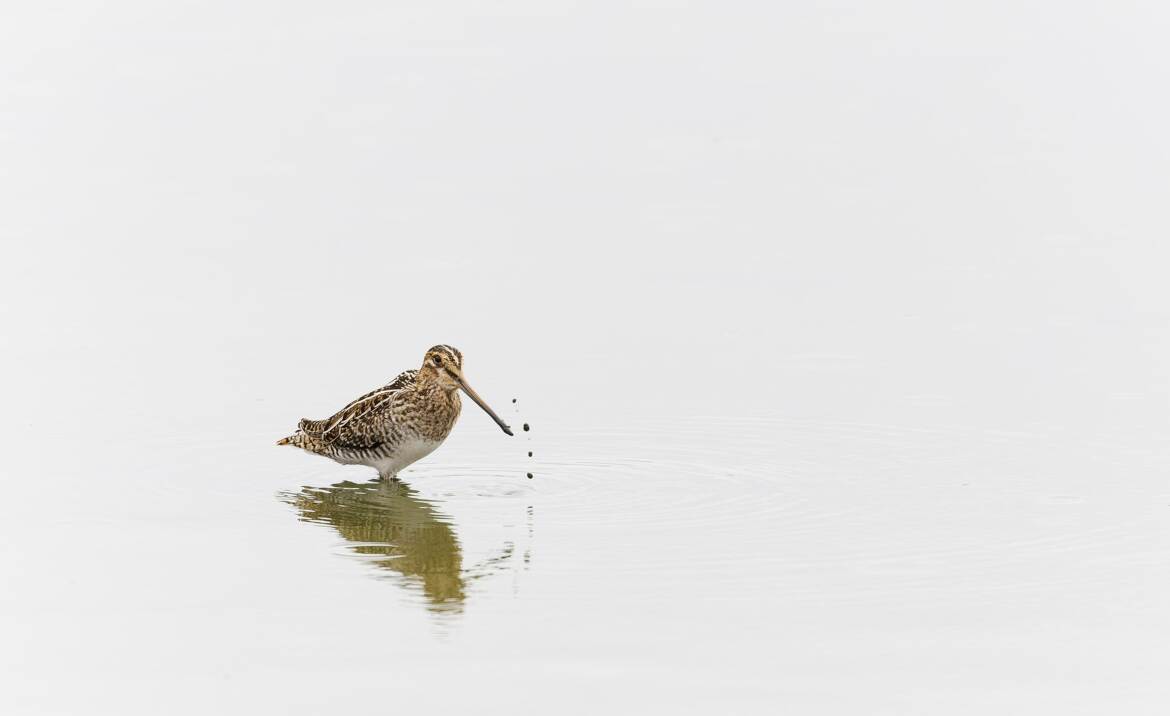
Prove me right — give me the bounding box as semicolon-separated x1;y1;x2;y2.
395;436;444;465
401;388;460;442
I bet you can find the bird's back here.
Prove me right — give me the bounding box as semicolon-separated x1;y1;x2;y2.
278;370;418;452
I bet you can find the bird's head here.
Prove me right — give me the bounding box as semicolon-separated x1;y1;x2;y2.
420;345;513;436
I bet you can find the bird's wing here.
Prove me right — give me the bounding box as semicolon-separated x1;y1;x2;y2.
297;370;417;439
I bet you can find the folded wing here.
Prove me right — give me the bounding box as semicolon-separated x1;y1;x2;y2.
297;370;418;439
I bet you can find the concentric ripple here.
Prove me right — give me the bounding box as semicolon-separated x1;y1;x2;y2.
275;414;1168;610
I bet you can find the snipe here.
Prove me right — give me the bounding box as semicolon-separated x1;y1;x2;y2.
277;345;512;480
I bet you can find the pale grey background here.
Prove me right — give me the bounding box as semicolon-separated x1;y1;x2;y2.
2;2;1168;714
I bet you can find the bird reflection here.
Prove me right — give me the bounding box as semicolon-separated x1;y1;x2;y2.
283;479;516;615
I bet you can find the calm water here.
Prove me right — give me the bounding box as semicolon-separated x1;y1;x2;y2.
5;2;1170;712
4;406;1168;713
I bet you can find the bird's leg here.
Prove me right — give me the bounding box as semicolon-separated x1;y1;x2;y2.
378;467;398;482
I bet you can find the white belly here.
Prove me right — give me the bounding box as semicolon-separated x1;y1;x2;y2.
369;437;442;477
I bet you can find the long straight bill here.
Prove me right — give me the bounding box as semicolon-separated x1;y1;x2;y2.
457;377;514;436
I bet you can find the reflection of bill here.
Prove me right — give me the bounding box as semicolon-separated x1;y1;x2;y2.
284;479;518;615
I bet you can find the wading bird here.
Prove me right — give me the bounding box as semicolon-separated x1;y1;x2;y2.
277;345;512;480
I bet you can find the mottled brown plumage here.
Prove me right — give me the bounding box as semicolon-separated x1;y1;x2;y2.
277;345;512;480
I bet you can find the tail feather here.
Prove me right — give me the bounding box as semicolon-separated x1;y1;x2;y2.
276;431;330;455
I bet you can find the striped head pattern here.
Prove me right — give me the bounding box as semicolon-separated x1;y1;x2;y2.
421;345;464;386
420;344;514;436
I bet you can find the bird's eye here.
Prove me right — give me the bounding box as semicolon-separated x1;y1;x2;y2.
432;356;442;366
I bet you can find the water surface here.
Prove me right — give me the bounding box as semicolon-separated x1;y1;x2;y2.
4;2;1170;712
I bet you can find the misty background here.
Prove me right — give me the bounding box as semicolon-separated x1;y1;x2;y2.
2;2;1168;714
